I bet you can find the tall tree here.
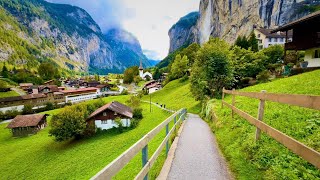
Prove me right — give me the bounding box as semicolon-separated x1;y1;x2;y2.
1;64;9;78
191;38;233;100
170;54;188;79
248;31;259;52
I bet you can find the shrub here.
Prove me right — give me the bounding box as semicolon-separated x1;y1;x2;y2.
114;117;124;133
22;104;33;114
49;104;88;141
45;102;55;111
120;90;128;95
133;108;143;119
256;70;271;82
179;74;189;83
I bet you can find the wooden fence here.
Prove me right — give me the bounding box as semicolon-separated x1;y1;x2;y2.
91;108;187;180
222;88;320;169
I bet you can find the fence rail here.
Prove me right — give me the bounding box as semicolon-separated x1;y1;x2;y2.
222;88;320;169
91;108;187;180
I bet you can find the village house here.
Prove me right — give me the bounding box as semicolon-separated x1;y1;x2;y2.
254;28;292;50
272;11;320;68
96;84;110;96
143;80;162;94
7;114;48;137
62;87;99;104
87;101;133;130
19;83;33;91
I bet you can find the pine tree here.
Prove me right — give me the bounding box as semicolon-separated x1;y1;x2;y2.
248;31;259;52
1;64;9;78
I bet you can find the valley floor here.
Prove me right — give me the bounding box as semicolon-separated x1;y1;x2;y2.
0;95;173;179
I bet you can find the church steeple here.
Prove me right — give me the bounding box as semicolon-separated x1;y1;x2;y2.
139;59;144;70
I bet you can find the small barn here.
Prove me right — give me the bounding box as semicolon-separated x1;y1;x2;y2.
87;101;133;130
7;114;48;137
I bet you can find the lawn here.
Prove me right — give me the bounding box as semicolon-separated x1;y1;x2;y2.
0;90;19;98
0;95;173;179
142;79;201;114
209;70;320;179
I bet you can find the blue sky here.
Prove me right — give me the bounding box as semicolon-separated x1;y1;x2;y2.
47;0;199;60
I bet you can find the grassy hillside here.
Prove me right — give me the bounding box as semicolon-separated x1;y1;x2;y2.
210;70;320;179
0;95;173;179
142;79;201;114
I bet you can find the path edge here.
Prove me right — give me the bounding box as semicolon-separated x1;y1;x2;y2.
156;119;187;180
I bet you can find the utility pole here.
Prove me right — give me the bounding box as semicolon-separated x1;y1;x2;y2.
149;93;151;112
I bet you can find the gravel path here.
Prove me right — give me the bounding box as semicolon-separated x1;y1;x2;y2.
167;114;232;180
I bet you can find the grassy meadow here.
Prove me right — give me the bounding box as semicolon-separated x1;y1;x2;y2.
0;95;174;179
142;79;201;114
209;70;320;179
0;90;19;98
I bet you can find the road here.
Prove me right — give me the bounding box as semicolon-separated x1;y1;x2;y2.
167;114;232;180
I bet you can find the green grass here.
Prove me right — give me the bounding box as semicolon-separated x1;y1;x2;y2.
142;79;201;114
209;70;320;179
0;95;173;179
0;90;19;98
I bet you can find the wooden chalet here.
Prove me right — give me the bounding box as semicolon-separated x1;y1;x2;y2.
87;101;133;130
272;11;320;67
7;114;48;137
19;83;33;91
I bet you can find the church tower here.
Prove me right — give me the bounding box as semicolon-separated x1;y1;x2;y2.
139;59;144;78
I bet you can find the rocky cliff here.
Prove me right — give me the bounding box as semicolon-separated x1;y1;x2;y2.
168;12;199;53
169;0;319;52
0;0;149;73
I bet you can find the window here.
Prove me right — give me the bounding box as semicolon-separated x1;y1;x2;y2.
269;38;272;42
103;112;107;116
314;50;320;58
101;120;108;124
257;34;261;38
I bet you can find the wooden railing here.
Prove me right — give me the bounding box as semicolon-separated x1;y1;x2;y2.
222;88;320;169
91;108;187;180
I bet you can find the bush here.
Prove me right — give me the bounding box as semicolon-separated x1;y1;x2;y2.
290;67;320;76
179;74;189;83
45;102;55;111
49;104;88;141
120;90;128;95
256;70;271;82
22;104;34;114
130;118;140;129
133;108;143;119
114;117;124;133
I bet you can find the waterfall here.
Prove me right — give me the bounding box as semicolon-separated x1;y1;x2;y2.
199;0;213;44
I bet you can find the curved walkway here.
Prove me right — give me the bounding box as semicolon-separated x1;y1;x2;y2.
167;114;232;180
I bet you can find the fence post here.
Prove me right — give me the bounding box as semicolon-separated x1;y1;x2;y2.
142;145;148;180
174;116;177;132
222;87;225;108
166;124;169;156
232;88;236;118
255;90;266;141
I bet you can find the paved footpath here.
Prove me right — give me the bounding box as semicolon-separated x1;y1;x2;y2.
167;114;232;180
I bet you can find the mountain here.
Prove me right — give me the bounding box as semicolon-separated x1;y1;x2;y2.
0;0;149;74
148;59;160;66
168;12;199;53
104;29;151;72
169;0;320;52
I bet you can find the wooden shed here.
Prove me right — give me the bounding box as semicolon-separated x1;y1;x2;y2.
7;114;48;137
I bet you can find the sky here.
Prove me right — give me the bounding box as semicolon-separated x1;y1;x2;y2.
47;0;200;60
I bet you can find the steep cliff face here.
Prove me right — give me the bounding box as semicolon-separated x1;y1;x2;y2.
0;0;149;73
196;0;314;44
105;29;151;71
168;12;199;53
169;0;318;53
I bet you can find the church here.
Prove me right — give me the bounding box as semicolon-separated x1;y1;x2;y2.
139;60;153;80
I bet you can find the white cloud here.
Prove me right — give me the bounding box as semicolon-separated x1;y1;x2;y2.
121;0;199;59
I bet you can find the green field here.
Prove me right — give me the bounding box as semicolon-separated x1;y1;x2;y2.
0;95;174;179
0;90;19;98
209;70;320;179
142;79;201;114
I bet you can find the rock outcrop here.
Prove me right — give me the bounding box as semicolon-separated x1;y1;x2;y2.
169;0;318;52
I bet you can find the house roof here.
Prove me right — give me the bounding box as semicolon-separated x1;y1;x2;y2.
44;80;54;84
7;114;47;128
19;83;33;87
271;11;320;32
0;93;47;103
256;28;292;38
87;101;133;120
38;85;59;92
62;87;97;94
